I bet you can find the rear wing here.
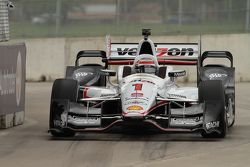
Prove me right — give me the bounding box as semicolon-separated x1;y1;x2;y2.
75;50;107;67
107;43;199;65
201;51;233;67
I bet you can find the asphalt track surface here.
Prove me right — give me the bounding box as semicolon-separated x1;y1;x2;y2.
0;82;250;167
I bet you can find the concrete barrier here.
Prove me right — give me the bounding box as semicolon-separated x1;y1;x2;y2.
13;33;250;82
0;43;26;128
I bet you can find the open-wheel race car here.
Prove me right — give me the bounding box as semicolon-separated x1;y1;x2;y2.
49;29;235;138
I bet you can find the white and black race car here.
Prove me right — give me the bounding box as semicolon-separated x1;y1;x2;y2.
49;29;235;138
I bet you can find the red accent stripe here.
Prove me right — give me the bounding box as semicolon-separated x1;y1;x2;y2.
83;87;90;98
108;60;197;65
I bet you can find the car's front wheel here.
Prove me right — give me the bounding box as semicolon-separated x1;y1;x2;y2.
199;80;228;138
49;79;78;137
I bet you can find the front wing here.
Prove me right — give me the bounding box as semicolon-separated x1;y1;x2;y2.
49;97;222;134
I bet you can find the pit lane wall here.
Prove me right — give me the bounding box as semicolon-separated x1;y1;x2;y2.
0;44;26;128
14;33;250;82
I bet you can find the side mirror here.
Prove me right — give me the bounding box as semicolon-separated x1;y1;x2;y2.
168;70;186;78
100;69;116;77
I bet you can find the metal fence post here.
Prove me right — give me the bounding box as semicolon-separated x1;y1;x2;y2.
246;0;250;32
116;0;120;35
178;0;183;31
55;0;62;36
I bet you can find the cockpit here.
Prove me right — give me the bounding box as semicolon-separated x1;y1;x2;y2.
133;29;159;75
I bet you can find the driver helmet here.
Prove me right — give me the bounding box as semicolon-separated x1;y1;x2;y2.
135;62;157;74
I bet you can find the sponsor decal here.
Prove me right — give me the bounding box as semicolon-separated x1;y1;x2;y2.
16;52;22;106
0;68;15;96
117;48;137;56
131;93;143;97
68;115;100;125
171;117;201;125
0;44;25;115
171;71;186;77
208;73;227;80
75;72;93;79
116;46;195;57
125;97;149;101
131;79;155;85
101;94;116;97
124;101;147;105
127;105;143;111
156;47;194;56
132;83;143;91
168;93;186;99
53;120;62;127
206;121;220;129
60;112;68;127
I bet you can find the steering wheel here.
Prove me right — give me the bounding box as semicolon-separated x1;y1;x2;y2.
132;54;159;70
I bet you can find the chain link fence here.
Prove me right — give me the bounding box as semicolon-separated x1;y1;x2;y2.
8;0;250;38
0;0;10;41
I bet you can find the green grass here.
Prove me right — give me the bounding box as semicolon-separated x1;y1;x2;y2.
10;21;247;39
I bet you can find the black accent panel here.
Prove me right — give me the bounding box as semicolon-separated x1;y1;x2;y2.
75;50;107;67
66;65;106;86
157;67;167;79
102;101;121;115
204;64;226;68
139;41;153;55
201;51;233;67
122;66;132;78
168;70;186;78
200;66;235;88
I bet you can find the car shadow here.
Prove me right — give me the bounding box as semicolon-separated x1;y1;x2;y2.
47;126;234;142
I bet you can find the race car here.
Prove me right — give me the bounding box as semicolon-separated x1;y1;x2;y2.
49;29;235;138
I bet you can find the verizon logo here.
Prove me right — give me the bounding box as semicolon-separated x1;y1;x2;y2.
117;47;195;56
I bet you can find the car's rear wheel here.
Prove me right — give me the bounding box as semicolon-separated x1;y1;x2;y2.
227;94;235;127
199;80;228;138
49;79;78;137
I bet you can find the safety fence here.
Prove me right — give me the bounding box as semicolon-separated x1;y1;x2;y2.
9;0;250;38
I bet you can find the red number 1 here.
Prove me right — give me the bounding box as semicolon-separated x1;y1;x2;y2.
133;83;143;91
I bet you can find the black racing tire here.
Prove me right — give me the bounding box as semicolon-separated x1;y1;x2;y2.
50;79;78;102
199;80;228;138
199;80;225;102
201;110;228;138
49;79;78;137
